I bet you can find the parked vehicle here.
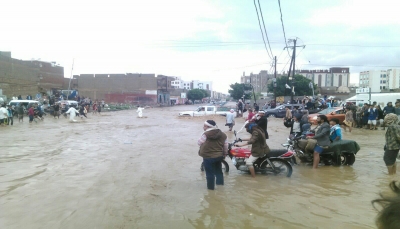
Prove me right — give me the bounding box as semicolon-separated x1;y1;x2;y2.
264;104;304;118
282;135;359;166
179;106;236;117
8;100;42;114
308;107;345;125
59;100;79;113
199;131;294;176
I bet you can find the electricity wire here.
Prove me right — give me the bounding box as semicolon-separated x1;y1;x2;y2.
277;0;290;56
257;0;274;58
253;0;273;59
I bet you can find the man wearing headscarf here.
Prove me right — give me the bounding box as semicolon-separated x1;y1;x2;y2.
198;120;228;190
383;113;400;175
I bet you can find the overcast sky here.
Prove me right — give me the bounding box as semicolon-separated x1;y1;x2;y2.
1;0;400;93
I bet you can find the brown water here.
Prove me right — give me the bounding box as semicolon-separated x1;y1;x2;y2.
0;104;395;229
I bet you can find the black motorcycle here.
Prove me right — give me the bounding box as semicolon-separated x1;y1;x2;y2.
282;135;359;166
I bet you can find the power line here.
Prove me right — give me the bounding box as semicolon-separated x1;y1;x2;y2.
253;0;273;59
277;63;400;68
277;0;290;56
257;0;274;58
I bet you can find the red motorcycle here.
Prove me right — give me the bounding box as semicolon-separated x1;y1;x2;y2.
201;131;293;177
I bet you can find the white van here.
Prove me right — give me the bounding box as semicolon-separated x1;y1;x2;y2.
8;100;42;109
8;100;42;115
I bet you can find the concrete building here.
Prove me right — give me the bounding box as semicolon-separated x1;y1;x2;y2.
191;80;212;91
240;70;276;94
387;69;400;90
359;70;387;93
296;67;350;88
0;51;64;99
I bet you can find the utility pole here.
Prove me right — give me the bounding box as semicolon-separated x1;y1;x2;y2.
273;56;277;104
291;39;296;103
284;38;305;104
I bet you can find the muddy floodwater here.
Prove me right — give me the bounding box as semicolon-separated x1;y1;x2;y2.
0;104;395;229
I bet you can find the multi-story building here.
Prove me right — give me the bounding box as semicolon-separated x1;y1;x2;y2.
170;77;210;91
296;67;350;88
359;70;387;93
387;69;400;90
240;70;276;94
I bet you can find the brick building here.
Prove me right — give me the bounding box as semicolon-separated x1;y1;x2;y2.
0;51;64;99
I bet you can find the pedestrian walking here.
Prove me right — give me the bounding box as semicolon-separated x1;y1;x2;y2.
377;105;385;130
79;105;87;118
6;105;15;125
198;120;228;190
28;105;35;123
17;103;24;122
383;113;400;175
136;106;145;118
285;106;292;120
342;107;353;132
237;99;244;117
66;106;79;122
92;102;98;115
0;104;8;126
225;109;235;131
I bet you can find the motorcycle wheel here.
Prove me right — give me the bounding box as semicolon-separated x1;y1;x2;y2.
200;160;229;173
345;154;355;165
332;154;347;166
260;158;293;177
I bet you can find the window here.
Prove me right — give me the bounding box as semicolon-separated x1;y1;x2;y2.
207;107;213;111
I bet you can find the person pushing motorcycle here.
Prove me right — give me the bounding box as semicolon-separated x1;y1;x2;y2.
235;123;270;178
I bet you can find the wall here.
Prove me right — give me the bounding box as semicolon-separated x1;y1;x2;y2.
0;54;64;98
73;73;157;101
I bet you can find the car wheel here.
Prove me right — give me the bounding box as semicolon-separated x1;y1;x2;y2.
267;114;276;118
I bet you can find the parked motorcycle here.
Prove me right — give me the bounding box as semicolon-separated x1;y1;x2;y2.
282;135;359;166
200;131;294;177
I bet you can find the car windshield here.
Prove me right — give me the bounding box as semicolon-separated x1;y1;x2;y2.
318;108;336;115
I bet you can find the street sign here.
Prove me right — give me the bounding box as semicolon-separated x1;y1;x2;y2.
309;82;313;89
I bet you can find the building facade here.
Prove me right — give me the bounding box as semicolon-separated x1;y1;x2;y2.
297;67;350;88
359;70;388;93
0;51;64;99
387;69;400;90
240;70;275;94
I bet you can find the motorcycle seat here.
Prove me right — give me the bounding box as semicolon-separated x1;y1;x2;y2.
267;149;289;158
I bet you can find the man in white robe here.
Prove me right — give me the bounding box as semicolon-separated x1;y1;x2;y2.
137;106;145;118
66;107;79;122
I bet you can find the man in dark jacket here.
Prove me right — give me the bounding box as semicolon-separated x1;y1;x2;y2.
235;123;270;177
383;102;395;115
307;115;331;169
198;120;228;190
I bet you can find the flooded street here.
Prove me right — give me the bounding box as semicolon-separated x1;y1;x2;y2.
0;105;393;229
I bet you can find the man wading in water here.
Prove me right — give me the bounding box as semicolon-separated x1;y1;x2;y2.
198;120;228;190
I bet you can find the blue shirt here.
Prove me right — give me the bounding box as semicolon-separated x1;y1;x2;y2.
368;108;378;120
330;125;342;141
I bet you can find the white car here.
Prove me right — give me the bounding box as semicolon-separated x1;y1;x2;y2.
179;106;236;117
